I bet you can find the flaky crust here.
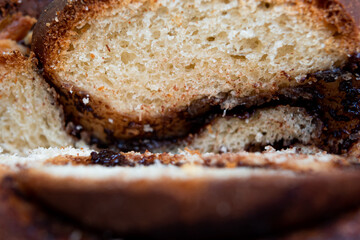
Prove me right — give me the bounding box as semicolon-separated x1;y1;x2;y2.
32;0;360;144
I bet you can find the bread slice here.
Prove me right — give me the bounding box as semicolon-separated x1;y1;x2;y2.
32;0;360;146
2;171;360;240
0;52;75;154
110;105;323;153
175;105;321;153
0;147;359;238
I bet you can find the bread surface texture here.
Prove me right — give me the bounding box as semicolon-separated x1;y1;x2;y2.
33;0;360;142
185;106;321;153
0;53;74;154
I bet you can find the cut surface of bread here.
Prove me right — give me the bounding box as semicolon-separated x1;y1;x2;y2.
113;105;322;153
33;0;360;144
1;147;360;239
0;52;74;154
183;105;321;153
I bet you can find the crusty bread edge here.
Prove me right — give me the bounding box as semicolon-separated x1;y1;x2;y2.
13;166;360;238
32;0;360;66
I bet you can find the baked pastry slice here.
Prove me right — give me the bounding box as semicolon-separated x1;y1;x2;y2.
135;105;322;153
1;147;360;239
0;52;75;154
32;0;360;151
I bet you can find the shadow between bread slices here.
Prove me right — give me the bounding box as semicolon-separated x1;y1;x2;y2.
32;0;360;154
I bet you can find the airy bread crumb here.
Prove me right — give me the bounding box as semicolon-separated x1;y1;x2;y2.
0;53;74;154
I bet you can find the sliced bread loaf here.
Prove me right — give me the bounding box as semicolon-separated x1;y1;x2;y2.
32;0;360;146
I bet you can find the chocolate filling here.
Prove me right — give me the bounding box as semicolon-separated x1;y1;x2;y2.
90;151;135;167
60;54;360;154
77;149;351;170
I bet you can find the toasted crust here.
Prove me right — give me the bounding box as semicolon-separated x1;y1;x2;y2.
32;0;360;66
13;167;360;239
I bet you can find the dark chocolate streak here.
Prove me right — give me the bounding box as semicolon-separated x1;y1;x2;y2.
69;54;360;154
90;151;135;167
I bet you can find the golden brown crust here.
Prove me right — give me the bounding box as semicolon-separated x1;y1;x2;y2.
14;168;360;238
307;0;359;40
0;50;28;66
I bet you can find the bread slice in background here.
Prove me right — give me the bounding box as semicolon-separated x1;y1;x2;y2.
181;105;321;153
32;0;360;144
0;52;75;154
